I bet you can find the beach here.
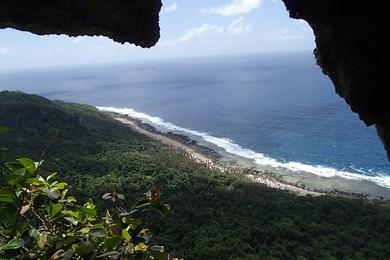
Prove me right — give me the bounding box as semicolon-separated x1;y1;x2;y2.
110;112;324;197
105;111;390;200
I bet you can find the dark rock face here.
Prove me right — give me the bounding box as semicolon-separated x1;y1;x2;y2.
282;0;390;159
0;0;162;48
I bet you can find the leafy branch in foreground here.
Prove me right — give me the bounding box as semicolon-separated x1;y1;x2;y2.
0;146;171;259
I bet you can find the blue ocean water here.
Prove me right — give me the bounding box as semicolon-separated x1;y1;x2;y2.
1;52;389;187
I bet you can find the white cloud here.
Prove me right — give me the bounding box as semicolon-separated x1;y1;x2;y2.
158;17;253;47
159;24;224;47
265;28;303;41
207;0;261;16
0;47;10;55
162;2;178;13
228;17;252;34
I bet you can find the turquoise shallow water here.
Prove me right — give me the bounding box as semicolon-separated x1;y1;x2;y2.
1;52;389;188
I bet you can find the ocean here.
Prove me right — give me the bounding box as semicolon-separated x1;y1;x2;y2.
1;52;389;188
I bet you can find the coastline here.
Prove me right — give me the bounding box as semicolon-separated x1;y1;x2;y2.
103;111;390;200
106;112;322;197
114;115;218;168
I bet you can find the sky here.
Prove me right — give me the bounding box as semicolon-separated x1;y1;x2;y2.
0;0;315;70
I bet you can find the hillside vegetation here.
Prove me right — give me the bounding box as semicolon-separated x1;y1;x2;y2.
1;91;390;259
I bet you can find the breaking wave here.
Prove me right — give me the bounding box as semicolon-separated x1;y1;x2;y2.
98;106;390;189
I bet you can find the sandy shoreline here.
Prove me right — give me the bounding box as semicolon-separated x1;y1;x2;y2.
114;116;217;167
111;113;323;197
103;111;390;200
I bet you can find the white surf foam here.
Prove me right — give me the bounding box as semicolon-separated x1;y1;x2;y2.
98;106;390;189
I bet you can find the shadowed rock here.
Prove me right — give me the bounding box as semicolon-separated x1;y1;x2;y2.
0;0;162;48
282;0;389;159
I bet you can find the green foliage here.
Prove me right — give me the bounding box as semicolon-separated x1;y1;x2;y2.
0;125;9;159
0;156;170;259
2;92;390;259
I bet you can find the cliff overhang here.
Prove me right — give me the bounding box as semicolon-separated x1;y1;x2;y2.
281;0;389;159
0;0;162;48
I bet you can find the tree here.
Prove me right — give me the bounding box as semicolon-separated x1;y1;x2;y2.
0;125;172;259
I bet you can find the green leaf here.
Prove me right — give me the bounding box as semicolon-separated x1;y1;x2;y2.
64;217;79;226
62;195;77;203
51;203;63;216
47;172;57;181
53;182;68;190
89;225;106;238
75;240;95;255
43;187;61;199
78;227;91;234
102;237;121;251
5;162;24;172
25;176;45;186
47;203;63;217
17;158;37;174
0;188;16;202
122;229;131;242
77;205;97;219
83;200;96;210
4;174;20;186
29;228;39;239
34;160;43;170
37;233;47;249
0;238;24;251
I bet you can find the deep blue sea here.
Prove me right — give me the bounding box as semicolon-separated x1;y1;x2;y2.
1;52;389;187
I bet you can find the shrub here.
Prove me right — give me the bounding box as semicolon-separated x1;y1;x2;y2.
0;126;171;259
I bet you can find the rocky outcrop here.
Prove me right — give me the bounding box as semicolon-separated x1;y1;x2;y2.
1;0;389;159
282;0;389;159
0;0;162;48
